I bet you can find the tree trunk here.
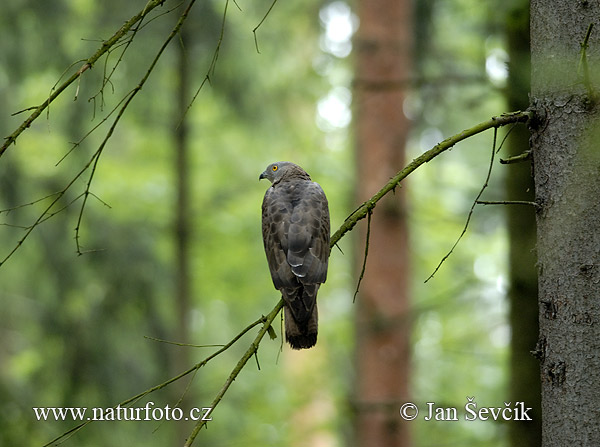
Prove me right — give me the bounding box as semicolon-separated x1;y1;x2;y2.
353;0;412;445
530;2;600;445
505;4;541;446
174;26;192;446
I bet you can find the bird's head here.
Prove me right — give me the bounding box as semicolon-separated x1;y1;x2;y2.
259;161;309;184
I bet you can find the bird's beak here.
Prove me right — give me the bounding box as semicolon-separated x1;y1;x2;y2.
259;171;267;180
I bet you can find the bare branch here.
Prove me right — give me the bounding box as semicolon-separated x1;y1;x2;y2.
476;200;539;207
182;0;231;123
353;208;373;302
144;335;225;348
253;0;280;53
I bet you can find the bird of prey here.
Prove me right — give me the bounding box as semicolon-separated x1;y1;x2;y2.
259;162;330;349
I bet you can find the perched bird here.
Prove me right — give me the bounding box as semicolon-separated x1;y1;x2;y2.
259;162;330;349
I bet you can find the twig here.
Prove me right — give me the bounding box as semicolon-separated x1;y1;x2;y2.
180;0;230;124
252;0;280;53
500;150;531;164
496;122;515;154
424;127;498;282
353;207;373;302
476;200;539;207
1;177;86;267
144;335;225;348
0;191;62;214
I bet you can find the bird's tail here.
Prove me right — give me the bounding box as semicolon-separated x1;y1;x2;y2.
284;303;318;350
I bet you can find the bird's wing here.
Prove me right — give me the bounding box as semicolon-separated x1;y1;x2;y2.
262;185;295;290
286;181;330;285
262;181;330;288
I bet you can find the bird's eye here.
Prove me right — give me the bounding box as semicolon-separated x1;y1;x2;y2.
272;165;278;172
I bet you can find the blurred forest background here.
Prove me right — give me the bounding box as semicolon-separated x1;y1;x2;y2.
0;0;535;446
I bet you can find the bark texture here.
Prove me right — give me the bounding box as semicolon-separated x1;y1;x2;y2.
530;2;600;445
353;0;412;445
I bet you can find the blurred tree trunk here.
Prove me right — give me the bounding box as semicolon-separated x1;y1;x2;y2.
504;3;541;446
353;0;412;446
530;1;600;445
174;26;192;445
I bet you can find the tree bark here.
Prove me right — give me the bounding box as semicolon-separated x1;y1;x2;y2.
353;0;412;445
174;25;192;446
505;4;541;446
530;2;600;445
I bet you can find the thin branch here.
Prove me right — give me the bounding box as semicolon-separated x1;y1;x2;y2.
0;0;170;158
144;335;225;348
500;150;531;164
424;127;498;283
353;208;373;303
1;175;87;267
252;0;280;53
181;0;230;124
0;191;62;214
11;106;41;116
496;122;515;154
476;200;539;207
